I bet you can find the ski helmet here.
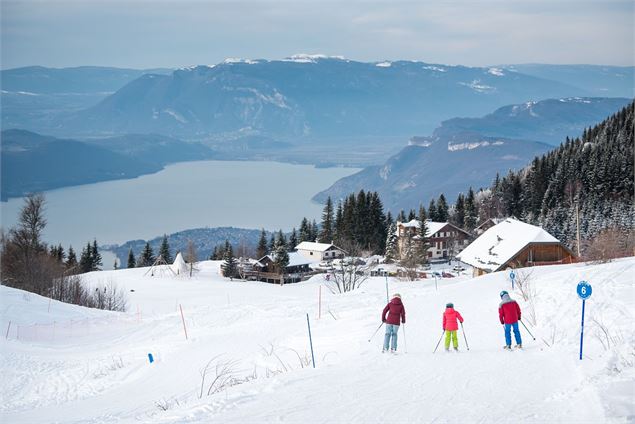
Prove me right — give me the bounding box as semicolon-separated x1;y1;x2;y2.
500;290;508;298
446;303;454;308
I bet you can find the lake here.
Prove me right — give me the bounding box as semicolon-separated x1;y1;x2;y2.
1;160;359;266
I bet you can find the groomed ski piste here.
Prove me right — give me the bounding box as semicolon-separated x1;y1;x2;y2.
1;258;633;423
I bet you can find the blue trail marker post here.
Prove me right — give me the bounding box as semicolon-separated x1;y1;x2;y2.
576;281;592;360
148;353;154;364
510;270;516;290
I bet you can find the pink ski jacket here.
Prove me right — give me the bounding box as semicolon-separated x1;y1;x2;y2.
442;307;464;331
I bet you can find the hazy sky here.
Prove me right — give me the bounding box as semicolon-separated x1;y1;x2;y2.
1;0;633;69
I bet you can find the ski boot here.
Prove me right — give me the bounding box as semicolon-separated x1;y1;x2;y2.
515;344;523;349
503;345;512;350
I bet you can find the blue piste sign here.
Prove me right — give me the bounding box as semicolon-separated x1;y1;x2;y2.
577;281;592;300
577;281;592;360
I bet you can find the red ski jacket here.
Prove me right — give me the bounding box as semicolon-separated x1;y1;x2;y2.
382;298;405;325
499;298;521;324
442;307;464;331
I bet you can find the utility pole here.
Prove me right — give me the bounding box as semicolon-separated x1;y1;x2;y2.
576;201;581;257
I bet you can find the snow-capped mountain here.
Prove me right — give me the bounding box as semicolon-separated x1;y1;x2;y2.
55;58;596;139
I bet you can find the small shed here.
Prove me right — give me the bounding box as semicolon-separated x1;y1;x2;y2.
457;218;575;277
295;241;346;261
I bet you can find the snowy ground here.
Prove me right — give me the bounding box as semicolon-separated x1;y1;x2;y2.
1;258;633;423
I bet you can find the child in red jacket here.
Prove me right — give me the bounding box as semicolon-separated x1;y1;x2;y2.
443;302;464;351
499;290;522;349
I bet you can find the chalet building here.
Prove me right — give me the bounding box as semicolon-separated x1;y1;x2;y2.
396;220;472;261
457;218;576;277
295;241;346;261
248;252;318;284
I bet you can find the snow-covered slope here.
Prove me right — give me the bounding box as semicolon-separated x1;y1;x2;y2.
1;258;633;423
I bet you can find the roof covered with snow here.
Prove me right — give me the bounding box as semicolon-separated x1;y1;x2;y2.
457;218;561;272
295;241;343;252
398;220;467;237
259;251;318;268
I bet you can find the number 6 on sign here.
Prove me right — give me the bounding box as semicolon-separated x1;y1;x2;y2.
576;281;592;360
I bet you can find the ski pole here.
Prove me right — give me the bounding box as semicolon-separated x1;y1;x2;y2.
368;322;385;342
433;331;445;353
402;323;407;353
519;320;536;340
460;322;470;350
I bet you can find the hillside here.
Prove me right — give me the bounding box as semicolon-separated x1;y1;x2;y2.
0;129;215;200
434;97;632;146
0;66;173;132
105;226;265;265
2;258;633;422
314;97;630;211
314;135;551;211
0;130;162;200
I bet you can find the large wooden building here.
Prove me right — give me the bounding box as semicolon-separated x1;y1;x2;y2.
457;218;576;276
396;220;472;261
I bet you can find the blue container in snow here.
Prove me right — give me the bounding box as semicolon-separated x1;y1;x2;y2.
148;353;154;363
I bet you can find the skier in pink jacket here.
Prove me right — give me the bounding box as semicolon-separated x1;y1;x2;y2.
442;303;464;351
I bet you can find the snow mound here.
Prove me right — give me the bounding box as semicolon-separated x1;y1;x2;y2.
171;252;189;276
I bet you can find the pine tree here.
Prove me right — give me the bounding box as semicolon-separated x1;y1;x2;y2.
127;248;136;268
452;193;465;228
407;209;417;221
221;240;238;280
299;217;311;242
268;234;276;252
310;220;319;242
437;194;449;222
158;234;172;263
417;205;431;264
273;243;290;279
79;242;92;273
384;223;399;263
276;230;287;249
91;239;102;271
257;228;268;258
428;199;438;221
66;246;78;270
368;192;387;254
138;242;155;267
334;202;344;245
287;228;298;251
319;196;334;243
464;187;478;231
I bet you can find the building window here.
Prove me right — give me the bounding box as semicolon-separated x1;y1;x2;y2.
310;252;313;255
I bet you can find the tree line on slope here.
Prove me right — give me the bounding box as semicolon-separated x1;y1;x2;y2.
0;193;126;310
